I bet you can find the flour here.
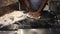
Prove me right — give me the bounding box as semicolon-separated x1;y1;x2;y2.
0;11;26;26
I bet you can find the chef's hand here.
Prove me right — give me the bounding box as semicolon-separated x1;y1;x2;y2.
28;10;41;19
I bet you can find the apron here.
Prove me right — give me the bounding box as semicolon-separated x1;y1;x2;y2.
29;0;42;10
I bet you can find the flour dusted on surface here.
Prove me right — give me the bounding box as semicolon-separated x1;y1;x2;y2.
0;11;26;25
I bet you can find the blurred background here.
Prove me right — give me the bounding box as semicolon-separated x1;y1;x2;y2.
0;0;60;16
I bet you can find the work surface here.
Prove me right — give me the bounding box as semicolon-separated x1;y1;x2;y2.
0;10;60;30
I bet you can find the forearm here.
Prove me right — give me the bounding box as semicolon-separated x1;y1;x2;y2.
38;0;47;12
